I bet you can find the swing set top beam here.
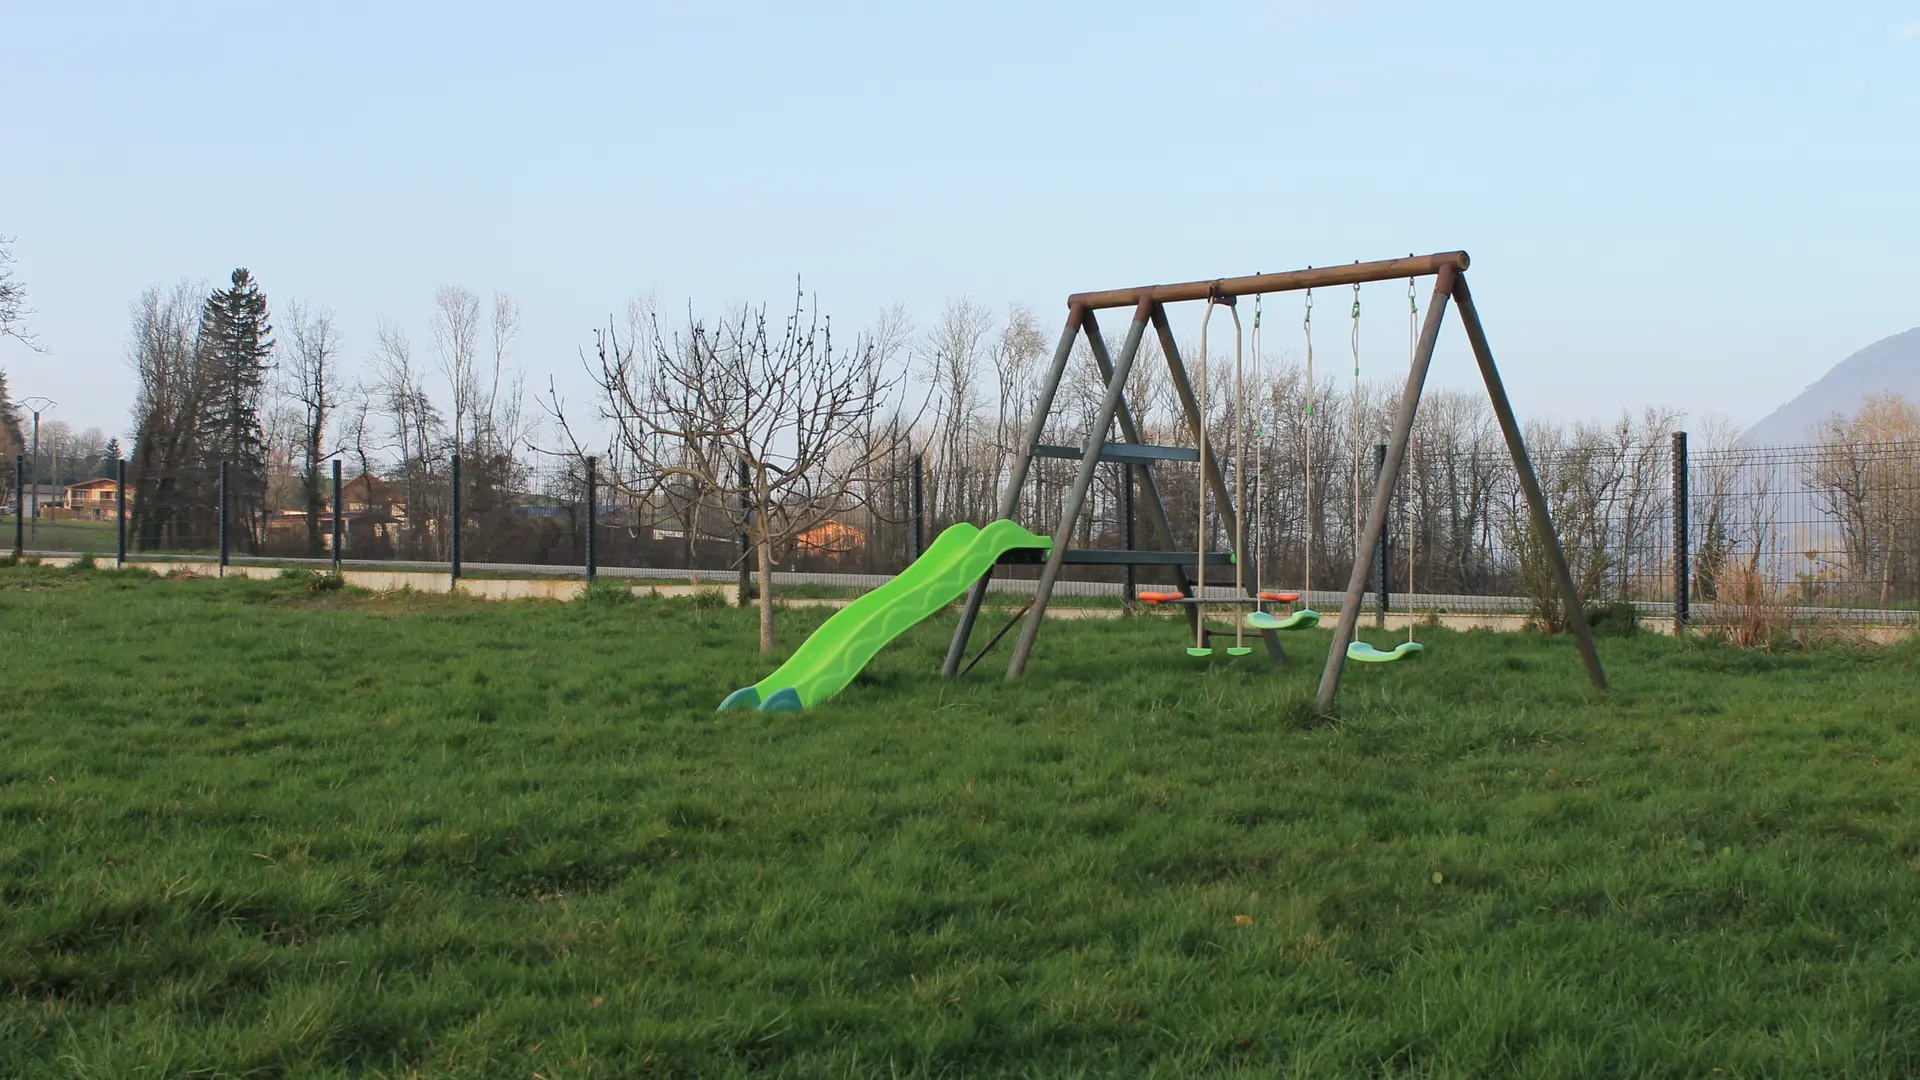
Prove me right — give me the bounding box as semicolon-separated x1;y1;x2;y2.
1067;251;1470;311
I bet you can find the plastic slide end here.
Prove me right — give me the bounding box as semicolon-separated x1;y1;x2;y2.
717;686;762;713
758;687;805;713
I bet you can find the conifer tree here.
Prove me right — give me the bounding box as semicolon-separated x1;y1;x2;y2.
196;269;274;551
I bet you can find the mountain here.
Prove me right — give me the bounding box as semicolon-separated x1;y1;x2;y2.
1743;327;1920;446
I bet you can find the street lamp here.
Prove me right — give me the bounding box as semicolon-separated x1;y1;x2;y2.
12;396;55;546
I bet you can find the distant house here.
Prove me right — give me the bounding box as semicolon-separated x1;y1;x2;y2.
341;473;408;520
794;520;866;554
62;478;130;520
263;472;416;551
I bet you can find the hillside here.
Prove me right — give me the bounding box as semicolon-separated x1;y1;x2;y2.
1744;327;1920;446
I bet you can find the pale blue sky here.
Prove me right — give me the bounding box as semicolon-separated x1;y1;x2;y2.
3;1;1917;439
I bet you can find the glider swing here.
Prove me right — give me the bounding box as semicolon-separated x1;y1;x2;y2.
1246;287;1322;633
1347;274;1426;664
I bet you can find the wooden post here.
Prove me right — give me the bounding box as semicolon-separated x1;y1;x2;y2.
1007;298;1151;679
1452;273;1607;692
1152;304;1240;552
1316;268;1455;713
1085;310;1201;638
944;306;1085;677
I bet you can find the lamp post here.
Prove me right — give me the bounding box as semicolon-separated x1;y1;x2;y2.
12;397;54;547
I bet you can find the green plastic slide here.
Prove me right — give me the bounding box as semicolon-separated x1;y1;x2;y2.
717;519;1051;713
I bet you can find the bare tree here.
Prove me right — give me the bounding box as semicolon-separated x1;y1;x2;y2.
430;285;483;456
283;300;341;555
567;284;911;652
127;282;213;549
920;297;994;525
368;319;446;558
0;234;42;351
1808;393;1920;604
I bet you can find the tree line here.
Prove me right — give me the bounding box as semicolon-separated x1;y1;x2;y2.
85;265;1920;645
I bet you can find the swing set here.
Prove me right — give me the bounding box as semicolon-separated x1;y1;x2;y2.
942;251;1608;712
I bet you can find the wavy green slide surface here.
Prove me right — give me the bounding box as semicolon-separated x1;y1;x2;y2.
718;519;1050;713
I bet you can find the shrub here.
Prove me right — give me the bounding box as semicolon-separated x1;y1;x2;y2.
1585;600;1641;638
579;581;636;605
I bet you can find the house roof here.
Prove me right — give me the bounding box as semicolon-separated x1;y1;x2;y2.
65;478;121;491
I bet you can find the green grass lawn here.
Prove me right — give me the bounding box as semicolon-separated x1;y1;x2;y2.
10;517;121;555
3;564;1919;1078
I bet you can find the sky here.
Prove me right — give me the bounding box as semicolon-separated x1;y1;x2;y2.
2;0;1917;443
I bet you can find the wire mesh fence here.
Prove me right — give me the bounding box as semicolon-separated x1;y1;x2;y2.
13;437;1919;625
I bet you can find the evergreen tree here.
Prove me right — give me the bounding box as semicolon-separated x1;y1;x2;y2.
196;269;274;552
0;368;21;457
0;369;20;508
99;437;122;477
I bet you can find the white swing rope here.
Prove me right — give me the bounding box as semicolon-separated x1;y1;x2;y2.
1232;299;1246;653
1195;297;1246;654
1302;288;1315;604
1407;275;1419;644
1350;282;1362;578
1196;301;1212;652
1251;294;1264;605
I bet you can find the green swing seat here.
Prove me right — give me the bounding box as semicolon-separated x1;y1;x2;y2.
1346;639;1425;663
1245;608;1320;631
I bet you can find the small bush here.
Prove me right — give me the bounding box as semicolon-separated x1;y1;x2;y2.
276;567;345;593
690;586;734;610
74;552;98;570
1586;601;1641;638
579;581;636;605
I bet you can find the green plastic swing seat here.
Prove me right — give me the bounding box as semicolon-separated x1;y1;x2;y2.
1245;609;1320;631
1346;640;1425;663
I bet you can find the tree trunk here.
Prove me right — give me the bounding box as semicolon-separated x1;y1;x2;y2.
756;532;775;654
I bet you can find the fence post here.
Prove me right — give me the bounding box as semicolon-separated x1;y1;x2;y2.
912;453;926;559
116;458;127;567
1373;443;1389;627
1672;430;1689;633
218;461;230;574
331;459;342;573
449;455;462;585
12;455;22;559
585;455;598;583
736;458;750;604
1123;463;1137;603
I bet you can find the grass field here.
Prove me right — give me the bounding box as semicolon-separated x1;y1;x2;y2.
3;563;1919;1077
9;517;121;555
